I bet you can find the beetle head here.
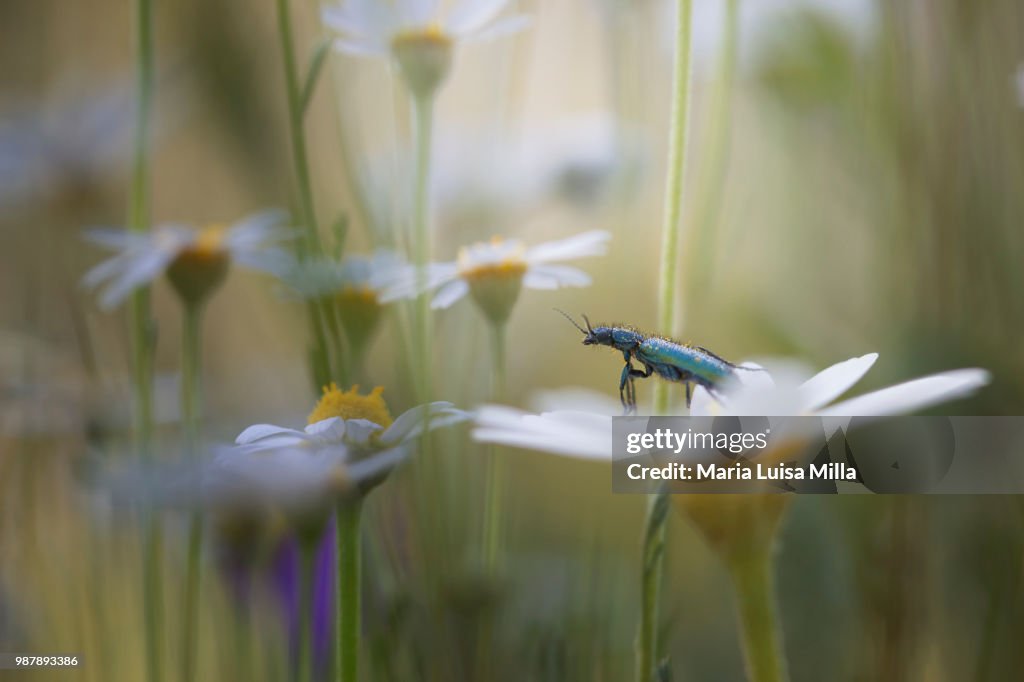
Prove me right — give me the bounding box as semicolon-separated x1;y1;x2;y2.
556;310;608;346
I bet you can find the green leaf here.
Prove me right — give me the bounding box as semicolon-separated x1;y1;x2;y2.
301;38;332;118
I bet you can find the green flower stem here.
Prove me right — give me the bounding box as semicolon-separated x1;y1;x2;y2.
653;0;694;416
143;516;164;682
275;0;321;257
181;303;202;449
336;502;363;682
180;302;204;682
727;551;788;682
489;322;507;400
639;1;692;679
275;0;338;391
636;489;669;682
299;542;316;682
687;0;739;299
482;322;507;570
411;93;436;403
128;1;160;680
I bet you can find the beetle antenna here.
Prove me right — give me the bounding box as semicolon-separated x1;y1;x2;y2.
554;308;589;335
582;314;594;333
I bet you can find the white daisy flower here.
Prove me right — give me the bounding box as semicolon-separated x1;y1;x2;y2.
283;249;407;300
83;209;291;309
691;353;991;419
382;230;611;325
323;0;529;56
234;384;468;491
323;0;529;97
282;250;408;351
0;81;138;208
472;355;991;460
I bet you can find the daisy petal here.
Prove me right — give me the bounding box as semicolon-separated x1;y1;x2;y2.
447;0;513;35
798;353;878;412
818;369;991;417
346;445;411;483
98;248;175;309
235;423;311;445
82;252;132;289
689;385;718;417
84;228;143;250
305;417;347;442
431;279;470;309
524;264;591;289
462;14;531;42
473;407;612;460
381;402;465;445
343;419;384;446
332;37;389;58
525;230;611;263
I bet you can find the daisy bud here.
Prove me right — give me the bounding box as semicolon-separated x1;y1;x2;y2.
336;286;384;359
391;27;453;99
165;226;231;306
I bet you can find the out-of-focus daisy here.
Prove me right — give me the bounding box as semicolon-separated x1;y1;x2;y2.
0;81;137;209
472;355;991;460
235;384;467;492
383;230;611;325
282;250;407;353
324;0;529;54
323;0;529;96
690;353;990;418
83;209;291;309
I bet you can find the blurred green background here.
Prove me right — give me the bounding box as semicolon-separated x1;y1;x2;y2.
2;0;1024;680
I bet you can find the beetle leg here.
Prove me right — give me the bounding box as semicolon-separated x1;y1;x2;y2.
630;364;654;379
619;362;634;412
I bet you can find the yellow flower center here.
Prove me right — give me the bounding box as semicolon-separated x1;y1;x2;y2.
391;23;452;49
457;237;528;282
166;224;231;305
336;285;378;307
307;383;393;428
187;223;230;259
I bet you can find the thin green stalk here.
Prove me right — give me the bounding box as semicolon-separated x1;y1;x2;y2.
336;503;363;682
638;2;692;679
687;0;739;299
299;543;316;682
482;322;507;570
727;551;788;682
143;516;164;682
411;94;436;403
636;490;669;682
128;1;160;680
275;0;337;392
653;0;695;416
180;303;203;682
276;0;321;256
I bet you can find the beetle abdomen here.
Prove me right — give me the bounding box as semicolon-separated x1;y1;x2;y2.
638;337;734;385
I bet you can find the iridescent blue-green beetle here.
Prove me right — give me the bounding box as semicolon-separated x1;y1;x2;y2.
558;310;758;412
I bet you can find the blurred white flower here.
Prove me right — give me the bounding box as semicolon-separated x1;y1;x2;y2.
83;209;291;309
203;444;356;533
323;0;528;57
382;230;610;324
0;82;137;208
430;114;647;222
281;250;409;351
282;250;407;300
472;355;991;460
692;353;991;418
